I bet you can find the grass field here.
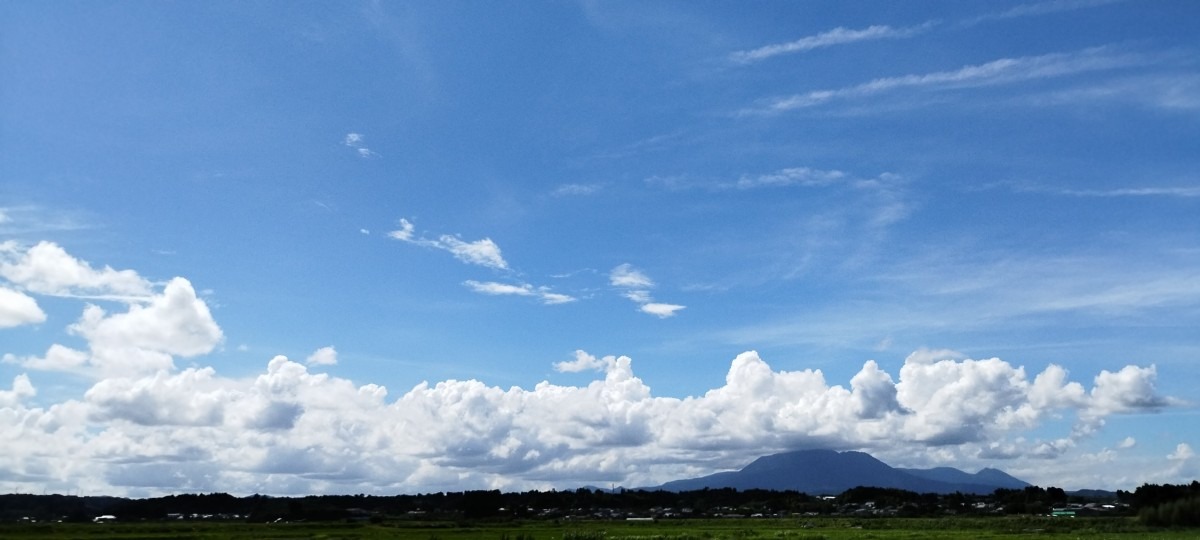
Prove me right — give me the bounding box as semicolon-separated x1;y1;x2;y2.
2;517;1198;540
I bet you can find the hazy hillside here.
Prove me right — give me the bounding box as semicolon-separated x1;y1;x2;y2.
656;450;1029;495
898;466;1029;490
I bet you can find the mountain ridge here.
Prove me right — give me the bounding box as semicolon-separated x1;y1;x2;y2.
653;449;1030;495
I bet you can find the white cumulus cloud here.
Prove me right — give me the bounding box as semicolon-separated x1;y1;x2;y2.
640;303;686;318
553;350;617;373
0;286;46;327
387;218;415;241
0;240;153;299
306;346;338;366
86;367;229;427
11;280;223;378
1086;365;1168;419
1;243;222;379
9;344;90;373
71;277;223;359
1168;443;1195;461
0;374;36;408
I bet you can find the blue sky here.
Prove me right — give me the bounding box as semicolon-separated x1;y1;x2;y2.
1;0;1198;496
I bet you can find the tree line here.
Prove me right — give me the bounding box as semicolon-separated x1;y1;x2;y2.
2;481;1197;525
1131;482;1200;527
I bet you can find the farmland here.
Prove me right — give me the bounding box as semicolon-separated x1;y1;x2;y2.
2;517;1197;540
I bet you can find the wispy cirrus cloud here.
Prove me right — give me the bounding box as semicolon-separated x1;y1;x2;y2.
464;280;533;297
648;167;857;192
747;46;1144;114
551;183;605;197
343;132;378;158
730;1;1123;68
389;218;508;270
645;166;911;285
730;23;936;64
1007;180;1200;199
1027;74;1200;111
610;264;685;318
610;264;655;289
965;0;1125;26
1056;186;1200;198
388;220;686;314
731;1;1122;67
463;280;576;305
0;206;93;238
439;237;508;269
713;234;1200;360
389;218;575;305
733;167;849;189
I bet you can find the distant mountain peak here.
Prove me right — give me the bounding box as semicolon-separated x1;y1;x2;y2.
656;449;1029;495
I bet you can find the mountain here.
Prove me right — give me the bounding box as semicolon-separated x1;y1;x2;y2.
897;466;1029;490
1068;489;1119;500
655;450;1029;495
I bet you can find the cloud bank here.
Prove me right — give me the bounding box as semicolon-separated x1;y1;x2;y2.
0;242;1186;496
0;346;1178;496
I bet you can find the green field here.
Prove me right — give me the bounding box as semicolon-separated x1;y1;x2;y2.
2;517;1197;540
